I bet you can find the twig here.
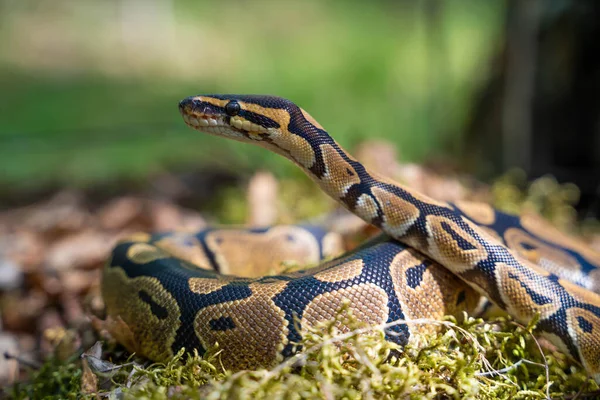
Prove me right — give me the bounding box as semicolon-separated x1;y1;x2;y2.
260;317;490;384
475;358;545;377
4;352;42;369
553;387;600;400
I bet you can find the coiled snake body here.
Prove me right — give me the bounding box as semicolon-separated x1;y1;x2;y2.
103;95;600;382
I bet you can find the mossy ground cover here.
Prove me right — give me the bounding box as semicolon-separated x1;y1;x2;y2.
6;174;600;400
9;309;599;399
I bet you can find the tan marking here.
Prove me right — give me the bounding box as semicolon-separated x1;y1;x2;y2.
370;186;420;237
559;278;600;304
462;218;548;279
300;108;325;130
126;243;168;264
407;188;453;210
425;216;488;273
354;193;380;222
374;171;453;210
454;201;496;225
194;280;288;370
205;226;321;277
504;227;583;279
153;234;213;270
193;96;229;108
188;275;241;295
233;103;319;166
119;232;151;243
522;213;600;269
301;283;389;332
102;268;180;361
269;130;316;169
461;216;551;280
242;102;290;123
565;307;600;379
314;259;364;283
319;144;361;197
558;281;600;379
462;217;501;245
494;263;561;320
388;249;479;341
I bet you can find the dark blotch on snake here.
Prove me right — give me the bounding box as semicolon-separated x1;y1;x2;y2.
405;261;429;289
440;221;477;251
577;316;593;333
521;242;536;251
209;316;236;331
507;272;553;305
138;290;169;319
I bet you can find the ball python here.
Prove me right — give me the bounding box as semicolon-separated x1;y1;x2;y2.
102;94;600;382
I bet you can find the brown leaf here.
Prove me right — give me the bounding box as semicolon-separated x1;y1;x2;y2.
149;201;183;231
1;291;47;332
80;353;99;395
58;269;101;295
97;197;145;230
46;231;115;271
23;191;89;235
60;292;87;325
82;341;135;377
4;229;46;272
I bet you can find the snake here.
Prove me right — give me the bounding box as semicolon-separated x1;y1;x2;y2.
102;94;600;382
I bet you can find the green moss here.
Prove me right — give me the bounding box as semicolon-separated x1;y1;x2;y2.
9;356;83;400
9;306;598;399
8;174;599;399
119;306;597;399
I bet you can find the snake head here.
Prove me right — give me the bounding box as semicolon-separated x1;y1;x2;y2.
179;95;296;141
179;95;329;168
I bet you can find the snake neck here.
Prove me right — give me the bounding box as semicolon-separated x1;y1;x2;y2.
284;127;424;239
291;128;521;281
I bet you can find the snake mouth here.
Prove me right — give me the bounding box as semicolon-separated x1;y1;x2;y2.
179;96;229;131
180;110;272;145
181;112;226;129
179;98;271;138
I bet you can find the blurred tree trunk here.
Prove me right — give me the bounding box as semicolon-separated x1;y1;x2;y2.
467;0;600;217
501;0;541;173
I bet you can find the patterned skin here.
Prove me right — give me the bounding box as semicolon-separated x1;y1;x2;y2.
147;225;344;277
103;95;600;382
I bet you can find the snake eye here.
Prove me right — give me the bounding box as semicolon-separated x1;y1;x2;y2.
225;101;241;117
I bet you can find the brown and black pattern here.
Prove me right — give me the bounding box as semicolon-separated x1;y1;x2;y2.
101;94;600;382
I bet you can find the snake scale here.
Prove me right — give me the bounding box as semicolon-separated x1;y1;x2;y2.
102;94;600;382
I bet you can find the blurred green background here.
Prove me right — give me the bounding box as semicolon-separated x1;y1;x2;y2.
0;0;504;194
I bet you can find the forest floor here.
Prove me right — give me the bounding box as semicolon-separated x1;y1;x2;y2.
1;142;599;399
